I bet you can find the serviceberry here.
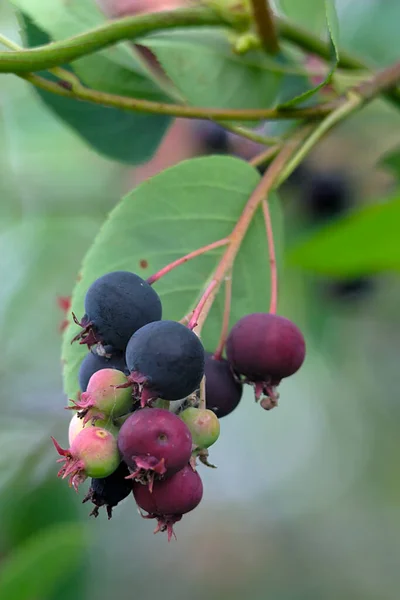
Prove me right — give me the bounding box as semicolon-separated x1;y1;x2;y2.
68;412;118;445
52;427;120;491
117;408;192;488
180;407;220;450
125;320;205;405
133;464;203;541
204;352;242;418
83;462;133;519
72;271;162;351
226;313;305;404
69;369;133;423
79;345;128;392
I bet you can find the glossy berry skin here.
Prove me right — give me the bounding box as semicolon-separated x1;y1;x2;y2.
78;346;128;392
73;271;162;351
52;427;120;491
117;408;192;479
125;320;205;402
226;313;306;383
180;407;220;449
68;412;118;446
204;353;242;418
83;462;133;519
133;465;203;541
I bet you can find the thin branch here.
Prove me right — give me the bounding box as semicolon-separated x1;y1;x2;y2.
262;199;277;314
250;0;279;54
16;69;333;121
213;274;233;361
250;145;281;168
221;122;280;146
147;238;229;285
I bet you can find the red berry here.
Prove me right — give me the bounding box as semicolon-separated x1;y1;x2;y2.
133;464;203;541
204;353;242;418
226;313;305;403
117;408;192;487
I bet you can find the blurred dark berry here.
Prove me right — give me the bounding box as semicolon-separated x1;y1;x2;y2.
204;353;242;418
79;346;128;392
83;462;133;519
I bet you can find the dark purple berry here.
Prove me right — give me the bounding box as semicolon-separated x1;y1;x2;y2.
133;464;203;541
226;313;306;402
117;408;192;486
78;346;128;392
83;462;133;519
125;321;205;404
72;271;162;351
204;353;242;418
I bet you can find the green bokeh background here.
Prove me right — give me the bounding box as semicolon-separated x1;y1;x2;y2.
1;1;400;599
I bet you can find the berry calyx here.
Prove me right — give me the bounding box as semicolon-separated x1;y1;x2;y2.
68;369;133;423
71;271;162;351
133;464;203;541
83;462;133;519
180;407;220;450
117;408;192;488
226;313;306;404
68;412;119;445
78;346;128;392
204;352;243;418
52;427;120;491
125;320;205;405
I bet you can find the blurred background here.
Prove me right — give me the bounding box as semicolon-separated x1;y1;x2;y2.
1;1;400;599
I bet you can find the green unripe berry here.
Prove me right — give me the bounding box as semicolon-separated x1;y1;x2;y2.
180;407;220;449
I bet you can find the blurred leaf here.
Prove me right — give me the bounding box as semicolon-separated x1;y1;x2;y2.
0;523;86;600
62;156;283;398
336;0;400;66
278;0;339;107
380;147;400;177
288;195;400;276
142;28;284;111
15;8;170;164
277;0;328;35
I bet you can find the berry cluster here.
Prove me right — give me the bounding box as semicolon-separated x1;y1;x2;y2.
54;270;305;540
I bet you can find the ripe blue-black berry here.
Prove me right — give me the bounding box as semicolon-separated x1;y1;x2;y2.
117;408;192;487
83;462;133;519
72;271;162;351
125;320;205;404
133;464;203;541
204;352;243;418
226;313;305;403
79;346;128;392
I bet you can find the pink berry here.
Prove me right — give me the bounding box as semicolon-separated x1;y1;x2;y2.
52;427;120;491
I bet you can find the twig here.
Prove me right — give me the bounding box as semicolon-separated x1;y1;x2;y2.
250;0;279;54
262;199;277;314
213;274;233;360
147;238;229;285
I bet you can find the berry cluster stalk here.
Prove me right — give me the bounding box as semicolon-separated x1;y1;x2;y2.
262;199;278;314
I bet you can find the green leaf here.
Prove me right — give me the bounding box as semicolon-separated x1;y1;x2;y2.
278;0;339;108
380;147;400;178
0;523;86;600
277;0;328;35
336;0;400;67
288;195;400;276
62;156;283;399
16;7;171;164
141;28;284;111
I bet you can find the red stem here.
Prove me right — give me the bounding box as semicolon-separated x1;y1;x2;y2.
187;280;218;330
262;198;277;314
147;238;229;285
213;274;233;360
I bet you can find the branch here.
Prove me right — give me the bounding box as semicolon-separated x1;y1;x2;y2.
250;0;279;54
0;7;242;73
